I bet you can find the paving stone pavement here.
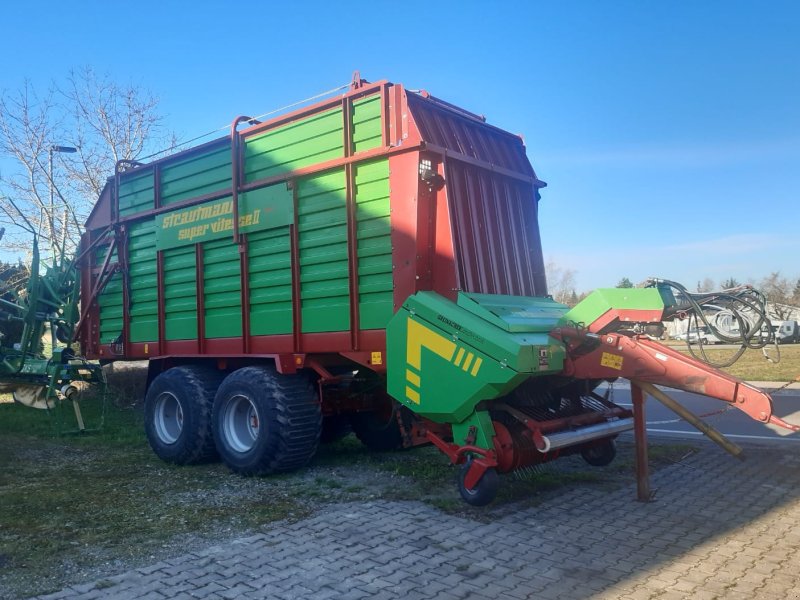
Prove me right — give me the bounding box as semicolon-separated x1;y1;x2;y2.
34;443;800;599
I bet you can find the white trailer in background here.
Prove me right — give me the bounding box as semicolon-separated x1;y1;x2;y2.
774;320;800;344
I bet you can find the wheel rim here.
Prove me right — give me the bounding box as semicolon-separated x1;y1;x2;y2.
222;394;260;453
586;447;603;461
154;392;183;445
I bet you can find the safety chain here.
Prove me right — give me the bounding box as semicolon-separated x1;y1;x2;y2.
644;404;734;426
770;378;800;394
608;381;736;426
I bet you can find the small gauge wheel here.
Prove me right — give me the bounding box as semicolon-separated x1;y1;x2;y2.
457;461;500;506
581;439;617;467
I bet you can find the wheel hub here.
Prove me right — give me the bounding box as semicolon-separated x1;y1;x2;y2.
154;391;183;444
223;394;261;453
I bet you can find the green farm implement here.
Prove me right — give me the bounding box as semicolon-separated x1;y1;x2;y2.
2;74;795;504
0;231;104;426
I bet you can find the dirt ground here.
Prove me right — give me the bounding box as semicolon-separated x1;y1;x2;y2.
0;421;692;599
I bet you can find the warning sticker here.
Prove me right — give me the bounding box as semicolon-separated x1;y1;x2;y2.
371;351;383;365
538;348;549;368
600;352;624;371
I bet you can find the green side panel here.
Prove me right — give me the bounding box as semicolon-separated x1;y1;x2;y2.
386;306;524;424
248;227;293;336
562;288;666;327
202;238;242;339
118;168;155;217
458;293;571;333
354;159;393;329
351;95;383;153
160;142;232;207
244;107;344;183
406;292;568;373
296;169;349;333
386;292;568;426
154;184;294;251
95;245;123;344
127;220;158;343
163;246;198;341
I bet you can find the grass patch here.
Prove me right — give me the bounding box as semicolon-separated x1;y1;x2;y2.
673;344;800;382
647;443;698;465
0;401;306;598
491;469;606;509
310;437;457;502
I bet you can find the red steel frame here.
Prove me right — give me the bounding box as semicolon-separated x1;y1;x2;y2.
551;326;793;427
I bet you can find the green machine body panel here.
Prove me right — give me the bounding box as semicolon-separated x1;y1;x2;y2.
90;92;393;350
386;291;569;425
561;287;671;327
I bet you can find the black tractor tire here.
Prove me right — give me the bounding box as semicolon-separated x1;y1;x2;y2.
144;366;223;465
350;406;403;452
212;366;322;476
581;438;617;467
458;463;500;507
320;415;352;444
55;324;73;345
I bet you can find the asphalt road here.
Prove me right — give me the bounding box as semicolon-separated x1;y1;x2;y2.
599;381;800;446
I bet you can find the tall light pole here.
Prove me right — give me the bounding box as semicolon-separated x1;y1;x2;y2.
49;145;77;256
49;144;78;209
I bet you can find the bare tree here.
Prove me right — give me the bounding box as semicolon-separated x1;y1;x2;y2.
0;68;174;262
0;82;62;257
545;259;578;305
696;277;715;293
721;277;740;289
63;67;176;201
760;272;796;320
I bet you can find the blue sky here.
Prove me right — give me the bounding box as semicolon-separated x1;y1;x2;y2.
1;1;798;291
